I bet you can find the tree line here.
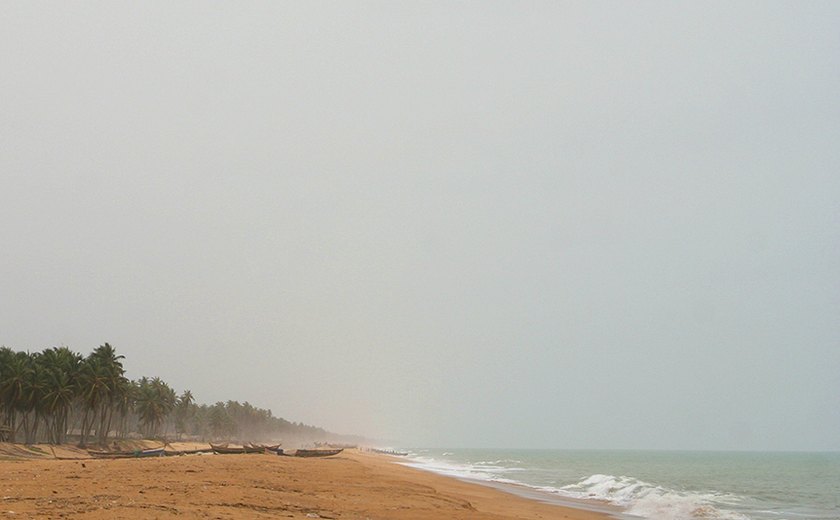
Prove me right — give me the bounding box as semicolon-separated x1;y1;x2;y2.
0;343;327;446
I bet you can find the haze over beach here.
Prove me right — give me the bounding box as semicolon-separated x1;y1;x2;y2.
2;0;839;457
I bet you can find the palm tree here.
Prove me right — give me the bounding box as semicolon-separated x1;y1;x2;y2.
73;344;127;447
174;390;195;440
0;351;33;443
209;402;236;440
0;347;15;439
135;377;176;439
21;352;50;444
77;356;109;447
38;347;82;444
90;343;126;446
113;377;135;439
190;404;210;441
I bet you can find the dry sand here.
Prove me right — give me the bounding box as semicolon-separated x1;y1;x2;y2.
0;444;611;519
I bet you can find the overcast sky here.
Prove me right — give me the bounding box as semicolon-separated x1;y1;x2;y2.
1;1;838;450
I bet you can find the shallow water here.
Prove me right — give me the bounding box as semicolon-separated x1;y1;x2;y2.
400;449;840;520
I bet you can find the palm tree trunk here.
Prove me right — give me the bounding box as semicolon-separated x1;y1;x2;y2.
57;409;66;444
97;404;108;446
79;408;91;447
43;415;53;444
52;411;61;444
29;412;41;444
59;408;70;444
21;412;31;444
103;405;115;445
3;411;16;443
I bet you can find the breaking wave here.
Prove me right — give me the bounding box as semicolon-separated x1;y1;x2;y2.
402;456;525;482
403;457;752;520
558;474;750;520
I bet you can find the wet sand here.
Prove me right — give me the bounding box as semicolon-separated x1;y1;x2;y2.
0;445;611;519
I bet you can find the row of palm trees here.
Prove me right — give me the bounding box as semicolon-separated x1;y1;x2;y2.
0;344;326;446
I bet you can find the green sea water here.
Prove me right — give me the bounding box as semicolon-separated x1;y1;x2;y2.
402;449;840;520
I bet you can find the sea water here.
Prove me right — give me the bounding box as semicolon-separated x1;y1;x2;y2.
399;449;840;520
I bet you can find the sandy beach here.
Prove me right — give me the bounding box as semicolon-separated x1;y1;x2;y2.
0;444;611;519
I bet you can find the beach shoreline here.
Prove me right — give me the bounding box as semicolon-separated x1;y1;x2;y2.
454;476;629;518
0;443;612;519
393;451;631;518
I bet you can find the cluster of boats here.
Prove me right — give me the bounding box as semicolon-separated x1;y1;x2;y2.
371;448;408;456
209;443;344;457
87;443;344;459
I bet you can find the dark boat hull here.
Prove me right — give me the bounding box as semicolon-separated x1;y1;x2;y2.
293;449;343;457
88;447;165;459
164;448;213;456
210;443;264;454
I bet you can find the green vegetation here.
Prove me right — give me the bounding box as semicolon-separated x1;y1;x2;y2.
0;343;326;446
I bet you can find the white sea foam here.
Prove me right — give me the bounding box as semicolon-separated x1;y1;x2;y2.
556;474;750;520
475;459;523;466
403;456;752;520
402;456;523;482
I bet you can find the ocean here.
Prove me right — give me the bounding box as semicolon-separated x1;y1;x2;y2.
399;449;840;520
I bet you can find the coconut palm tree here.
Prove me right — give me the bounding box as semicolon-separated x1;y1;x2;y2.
209;402;236;440
73;343;127;447
113;377;135;439
90;343;126;446
135;377;176;439
0;347;15;439
0;350;33;443
77;356;110;447
190;404;210;441
38;347;82;444
174;390;195;440
21;352;50;444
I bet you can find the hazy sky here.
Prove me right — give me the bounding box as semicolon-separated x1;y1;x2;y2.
1;2;838;450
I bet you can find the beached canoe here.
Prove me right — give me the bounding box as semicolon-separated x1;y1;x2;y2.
293;448;343;458
88;447;165;459
210;443;264;454
248;443;283;454
163;447;213;456
210;443;244;454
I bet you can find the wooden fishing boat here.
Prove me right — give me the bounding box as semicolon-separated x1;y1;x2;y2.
210;443;244;454
293;448;343;458
246;442;275;449
88;447;165;459
248;443;283;454
163;447;213;456
210;443;264;454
